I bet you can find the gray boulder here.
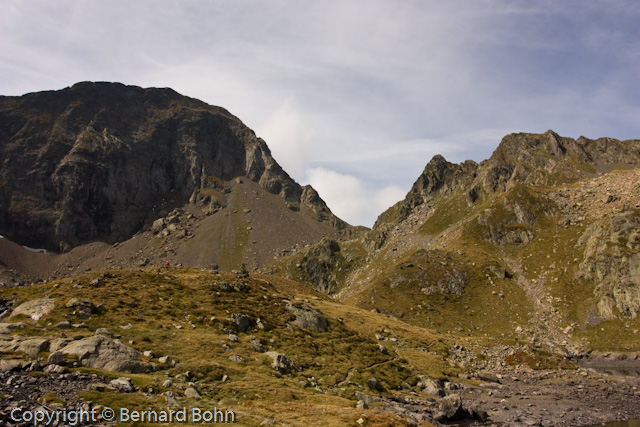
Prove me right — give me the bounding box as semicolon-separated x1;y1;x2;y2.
59;335;155;373
9;297;55;322
184;383;202;400
231;313;252;332
265;351;296;374
65;298;96;319
110;377;136;392
48;351;64;365
249;337;267;353
285;303;328;332
0;322;27;334
436;393;465;422
0;336;49;356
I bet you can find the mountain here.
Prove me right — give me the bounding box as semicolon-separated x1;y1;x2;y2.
1;84;640;426
0;82;352;281
273;130;640;353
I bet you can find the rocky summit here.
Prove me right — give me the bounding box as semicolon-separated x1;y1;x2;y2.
1;83;640;427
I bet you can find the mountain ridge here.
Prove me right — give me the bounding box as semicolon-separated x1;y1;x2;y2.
0;82;349;254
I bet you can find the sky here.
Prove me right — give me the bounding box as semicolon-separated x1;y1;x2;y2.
1;0;639;227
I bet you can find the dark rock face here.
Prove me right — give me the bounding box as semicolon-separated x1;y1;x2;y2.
297;238;346;294
0;82;346;251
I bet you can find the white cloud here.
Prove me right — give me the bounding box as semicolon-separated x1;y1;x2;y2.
305;167;405;227
255;98;313;179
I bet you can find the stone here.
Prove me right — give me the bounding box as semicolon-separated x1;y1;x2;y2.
151;218;166;234
64;298;96;319
249;337;267;353
265;351;296;374
184;384;202;400
110;377;136;392
16;337;50;356
418;376;445;396
54;320;72;329
229;355;245;363
354;391;384;405
143;350;155;358
163;391;180;407
158;356;175;367
44;364;66;374
9;297;56;322
285;303;328;332
0;359;30;371
59;335;155;373
231;314;252;333
436;393;465;422
48;350;64;365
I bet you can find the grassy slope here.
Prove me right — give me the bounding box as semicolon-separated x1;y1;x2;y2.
1;268;453;426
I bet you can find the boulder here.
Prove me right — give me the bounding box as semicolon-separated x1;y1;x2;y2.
249;337;267;353
0;336;50;356
417;376;444;397
158;355;175;367
436;394;466;422
48;351;64;365
110;377;136;392
184;383;202;400
229;355;245;364
265;351;296;374
9;297;55;322
65;298;96;319
285;303;328;332
59;335;155;373
0;359;30;372
354;391;384;405
0;322;27;334
231;314;252;333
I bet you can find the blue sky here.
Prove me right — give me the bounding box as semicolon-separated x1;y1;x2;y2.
1;0;639;226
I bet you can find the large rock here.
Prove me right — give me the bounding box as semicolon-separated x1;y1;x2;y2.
65;298;96;319
59;335;155;373
230;313;252;333
285;303;328;332
9;297;55;322
0;322;27;334
436;393;466;422
265;351;296;374
0;336;49;356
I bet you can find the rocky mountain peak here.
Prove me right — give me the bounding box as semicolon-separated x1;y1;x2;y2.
0;82;347;252
375;131;640;230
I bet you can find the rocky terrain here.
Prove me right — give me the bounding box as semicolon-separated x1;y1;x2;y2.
0;82;352;281
1;83;640;426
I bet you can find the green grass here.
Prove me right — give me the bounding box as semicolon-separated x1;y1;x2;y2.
419;192;475;236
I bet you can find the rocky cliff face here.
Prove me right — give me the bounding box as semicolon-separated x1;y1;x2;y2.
0;82;347;252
